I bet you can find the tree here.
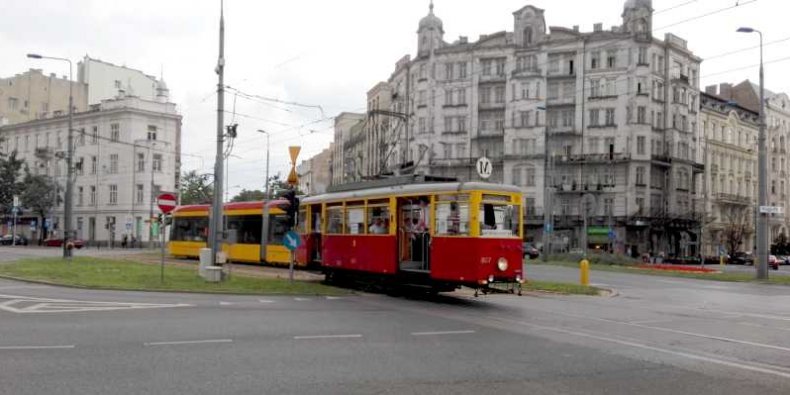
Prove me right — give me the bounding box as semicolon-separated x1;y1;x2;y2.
266;173;303;197
179;170;213;205
722;208;751;255
19;172;60;244
0;151;24;218
772;233;790;255
231;189;266;202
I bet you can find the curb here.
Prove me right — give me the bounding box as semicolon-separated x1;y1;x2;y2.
0;274;353;297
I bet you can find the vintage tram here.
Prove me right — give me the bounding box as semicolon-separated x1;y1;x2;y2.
296;179;524;294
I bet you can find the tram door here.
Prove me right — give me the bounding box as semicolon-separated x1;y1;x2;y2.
397;198;430;272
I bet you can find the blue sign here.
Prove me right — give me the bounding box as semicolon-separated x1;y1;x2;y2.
544;223;553;233
283;230;301;251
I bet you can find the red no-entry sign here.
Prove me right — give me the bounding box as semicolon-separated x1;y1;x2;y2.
157;193;177;214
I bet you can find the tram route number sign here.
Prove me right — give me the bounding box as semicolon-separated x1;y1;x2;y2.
283;230;301;251
476;156;492;179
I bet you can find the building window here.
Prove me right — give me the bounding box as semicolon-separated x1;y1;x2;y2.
605;109;615;126
443;143;452;159
456;143;466;158
638;47;647;64
77;187;84;206
525;168;535;186
91;126;98;144
78;128;86;145
136;184;144;204
137;153;145;172
479;87;491;104
637;106;646;124
458;62;467;78
8;97;19;111
494;86;505;103
456;88;466;105
147;125;157;141
109;185;118;205
591;51;600;69
110;123;120;142
418;117;426;134
444;89;453;106
589;109;600;126
90;186;96;206
457;116;467;132
91;156;97;174
636;167;645;185
109;154;118;174
637;136;645;155
481;59;492;76
520;111;531;127
495;59;506;76
445;63;454;80
153;154;162;172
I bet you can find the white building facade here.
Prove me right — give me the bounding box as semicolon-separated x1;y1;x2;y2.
78;56;165;105
0;96;181;246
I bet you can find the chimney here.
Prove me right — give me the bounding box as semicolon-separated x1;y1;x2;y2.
573;25;579;32
705;85;718;96
593;23;602;32
719;83;733;100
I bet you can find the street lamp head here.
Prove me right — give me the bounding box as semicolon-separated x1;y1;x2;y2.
737;27;755;33
257;129;267;134
26;53;43;59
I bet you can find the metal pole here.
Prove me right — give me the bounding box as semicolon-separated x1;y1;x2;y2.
209;0;226;268
266;132;270;199
756;31;768;280
64;60;73;259
12;206;17;246
160;219;165;283
149;144;155;248
289;250;294;283
542;121;550;261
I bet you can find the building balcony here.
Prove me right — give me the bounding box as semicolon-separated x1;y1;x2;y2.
546;96;575;106
511;68;542;78
553;153;631;164
473;130;504;139
478;102;505;110
547;70;576;79
479;74;506;83
548;126;581;136
504;153;544;161
713;193;748;205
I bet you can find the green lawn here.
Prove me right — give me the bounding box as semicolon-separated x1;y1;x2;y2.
523;280;603;295
529;260;790;285
0;257;348;295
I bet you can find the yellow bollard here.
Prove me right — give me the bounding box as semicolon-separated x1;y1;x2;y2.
579;259;590;286
720;255;725;266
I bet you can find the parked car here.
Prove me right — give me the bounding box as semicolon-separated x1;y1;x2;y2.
729;252;753;265
44;238;85;249
522;242;539;259
769;255;779;270
0;234;28;246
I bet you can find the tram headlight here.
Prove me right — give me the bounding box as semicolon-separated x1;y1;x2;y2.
497;257;508;272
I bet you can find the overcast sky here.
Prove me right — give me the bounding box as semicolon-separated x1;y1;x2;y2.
2;0;787;196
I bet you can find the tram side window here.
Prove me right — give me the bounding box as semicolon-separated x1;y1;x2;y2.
296;208;307;234
435;202;469;236
367;206;390;235
346;206;365;234
311;210;322;233
480;203;519;237
267;214;289;244
171;217;209;242
227;215;263;244
326;206;344;234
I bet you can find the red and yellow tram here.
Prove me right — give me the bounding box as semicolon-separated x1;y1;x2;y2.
296;181;524;294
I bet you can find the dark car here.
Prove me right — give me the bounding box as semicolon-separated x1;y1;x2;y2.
0;234;28;246
44;238;85;249
729;252;753;265
523;242;539;259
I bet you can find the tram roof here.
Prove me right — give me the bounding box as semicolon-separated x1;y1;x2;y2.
173;200;287;214
302;182;521;204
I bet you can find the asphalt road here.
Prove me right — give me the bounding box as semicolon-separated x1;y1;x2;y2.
1;252;790;394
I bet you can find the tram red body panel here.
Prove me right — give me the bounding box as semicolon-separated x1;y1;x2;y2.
430;237;522;283
295;234;312;265
322;235;398;274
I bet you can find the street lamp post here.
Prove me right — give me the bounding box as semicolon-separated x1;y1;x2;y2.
257;130;270;199
28;53;73;259
737;27;768;280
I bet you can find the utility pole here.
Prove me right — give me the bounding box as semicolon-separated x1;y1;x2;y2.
257;130;270;199
209;0;226;267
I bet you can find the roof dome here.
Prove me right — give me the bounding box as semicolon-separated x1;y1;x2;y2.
156;79;168;91
418;1;443;32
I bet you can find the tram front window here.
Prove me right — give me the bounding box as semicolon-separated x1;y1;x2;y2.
480;203;519;237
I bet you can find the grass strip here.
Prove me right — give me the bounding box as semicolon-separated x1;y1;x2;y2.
523;280;603;295
0;257;348;295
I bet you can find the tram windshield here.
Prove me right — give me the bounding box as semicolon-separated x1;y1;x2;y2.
480;202;519;237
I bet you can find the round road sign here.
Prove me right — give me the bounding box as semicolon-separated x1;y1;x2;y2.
157;193;177;214
476;156;492;179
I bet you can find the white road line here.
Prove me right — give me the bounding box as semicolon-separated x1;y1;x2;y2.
506;318;790;380
293;334;362;340
218;301;233;306
0;345;75;350
326;296;343;300
411;330;476;336
144;339;233;346
258;299;275;304
294;297;310;301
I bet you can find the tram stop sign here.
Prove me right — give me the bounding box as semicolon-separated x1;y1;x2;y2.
157;193;177;214
283;230;301;251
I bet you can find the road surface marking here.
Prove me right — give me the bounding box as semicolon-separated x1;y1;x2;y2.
144;339;233;346
219;301;233;306
697;307;790;322
326;296;343;300
505;318;790;380
294;297;310;301
411;330;476;336
0;345;75;350
293;334;362;340
627;319;673;325
0;294;191;314
258;299;275;303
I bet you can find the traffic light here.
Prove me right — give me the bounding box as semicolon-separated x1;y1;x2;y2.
157;213;163;224
283;189;299;230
